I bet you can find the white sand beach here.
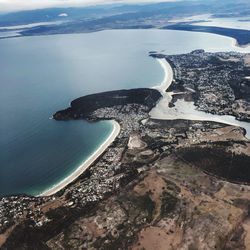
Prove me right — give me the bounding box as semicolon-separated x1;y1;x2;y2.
153;58;173;93
150;58;250;139
150;58;174;117
40;54;250;197
39;120;120;196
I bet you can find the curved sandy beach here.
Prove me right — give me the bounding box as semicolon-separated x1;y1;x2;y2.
153;58;174;93
150;58;250;139
150;58;174;116
40;54;250;197
39;120;120;196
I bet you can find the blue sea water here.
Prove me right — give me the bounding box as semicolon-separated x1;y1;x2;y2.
0;29;248;196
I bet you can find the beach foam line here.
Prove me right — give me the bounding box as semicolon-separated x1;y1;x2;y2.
38;120;120;197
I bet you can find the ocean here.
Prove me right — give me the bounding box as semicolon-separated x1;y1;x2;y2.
0;29;248;196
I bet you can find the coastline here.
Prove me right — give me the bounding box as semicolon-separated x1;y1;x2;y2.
151;56;250;139
153;58;173;93
232;37;250;50
16;49;250;198
150;58;174;117
39;120;120;196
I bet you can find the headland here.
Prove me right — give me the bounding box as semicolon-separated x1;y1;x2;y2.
1;50;250;249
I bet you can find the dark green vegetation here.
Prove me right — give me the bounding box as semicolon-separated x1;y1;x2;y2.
163;25;250;46
1;50;250;249
178;145;250;184
1;114;250;249
53;88;161;120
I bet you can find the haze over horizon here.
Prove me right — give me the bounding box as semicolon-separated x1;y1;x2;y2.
0;0;181;13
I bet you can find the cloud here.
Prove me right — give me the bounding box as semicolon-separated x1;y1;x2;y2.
0;0;178;13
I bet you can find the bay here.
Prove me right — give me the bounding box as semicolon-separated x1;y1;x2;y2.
0;29;249;196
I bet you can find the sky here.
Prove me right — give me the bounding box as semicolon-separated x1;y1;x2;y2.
0;0;179;13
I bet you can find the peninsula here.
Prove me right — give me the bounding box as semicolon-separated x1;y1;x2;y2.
1;50;250;249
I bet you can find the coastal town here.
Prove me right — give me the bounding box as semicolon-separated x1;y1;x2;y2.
151;50;250;122
1;50;250;249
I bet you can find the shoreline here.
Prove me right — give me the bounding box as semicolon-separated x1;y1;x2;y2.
151;57;250;139
1;28;250;50
232;37;250;50
30;50;250;197
153;58;173;93
39;120;120;197
150;58;174;117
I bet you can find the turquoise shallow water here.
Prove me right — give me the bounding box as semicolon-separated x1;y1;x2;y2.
0;29;248;197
